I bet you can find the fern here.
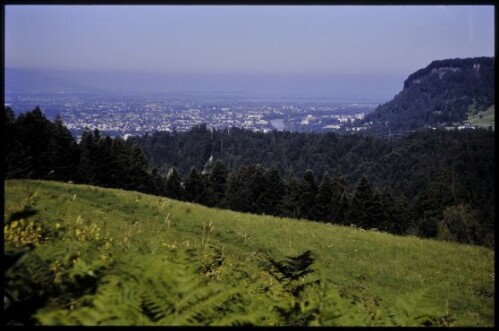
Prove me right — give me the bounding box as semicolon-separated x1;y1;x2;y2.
35;247;248;326
37;274;149;326
263;250;322;326
209;292;272;326
4;251;54;325
386;288;449;326
137;250;242;326
312;281;374;326
162;287;240;325
268;250;315;284
8;230;453;327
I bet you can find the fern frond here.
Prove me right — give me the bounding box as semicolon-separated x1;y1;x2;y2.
269;250;315;282
387;288;446;326
315;287;373;326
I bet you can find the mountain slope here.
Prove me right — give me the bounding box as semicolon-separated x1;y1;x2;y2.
363;57;494;134
4;179;494;326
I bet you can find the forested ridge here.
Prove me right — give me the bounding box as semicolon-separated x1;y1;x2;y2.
4;106;494;247
362;57;494;134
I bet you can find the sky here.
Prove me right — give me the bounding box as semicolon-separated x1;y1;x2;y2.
4;5;495;100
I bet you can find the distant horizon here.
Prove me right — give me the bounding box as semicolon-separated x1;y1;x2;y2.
6;5;494;74
6;67;411;102
5;53;494;102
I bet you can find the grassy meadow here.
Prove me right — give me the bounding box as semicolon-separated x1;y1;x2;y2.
467;104;495;128
4;179;494;326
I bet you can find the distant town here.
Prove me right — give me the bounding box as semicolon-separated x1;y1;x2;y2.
5;92;378;140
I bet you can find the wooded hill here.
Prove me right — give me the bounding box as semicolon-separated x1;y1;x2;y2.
4;107;495;248
362;57;494;134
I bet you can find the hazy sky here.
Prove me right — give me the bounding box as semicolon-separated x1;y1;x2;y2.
4;5;495;100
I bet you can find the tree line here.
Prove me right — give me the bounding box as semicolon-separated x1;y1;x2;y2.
130;123;494;246
4;107;494;247
4;106;162;195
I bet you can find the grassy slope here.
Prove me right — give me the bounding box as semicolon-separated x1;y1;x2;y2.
4;179;494;326
466;105;495;128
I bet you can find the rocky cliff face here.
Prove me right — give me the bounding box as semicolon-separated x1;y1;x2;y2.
405;67;461;88
402;57;492;89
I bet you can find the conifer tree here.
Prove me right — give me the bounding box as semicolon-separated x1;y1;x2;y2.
282;175;302;219
365;191;384;229
262;167;285;216
316;172;334;222
78;128;97;184
13;107;55;179
49;115;80;181
248;164;267;213
225;170;250;212
93;135;115;186
330;176;347;223
126;143;152;192
149;167;165;196
336;193;350;225
208;160;228;207
414;169;455;238
299;169;318;221
165;167;183;200
108;137;129;188
376;191;403;233
184;167;204;203
4;107;27;178
346;176;373;228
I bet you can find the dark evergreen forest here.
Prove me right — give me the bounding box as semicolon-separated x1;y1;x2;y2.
4;106;495;248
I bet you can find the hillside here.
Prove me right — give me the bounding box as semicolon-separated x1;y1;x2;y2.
4;179;494;326
130;126;495;247
363;57;495;134
6;106;495;248
466;105;495;129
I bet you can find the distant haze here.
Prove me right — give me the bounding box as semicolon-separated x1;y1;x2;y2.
5;5;495;101
31;70;407;101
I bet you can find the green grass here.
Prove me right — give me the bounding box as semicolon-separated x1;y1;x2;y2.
4;179;494;326
466;105;495;128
